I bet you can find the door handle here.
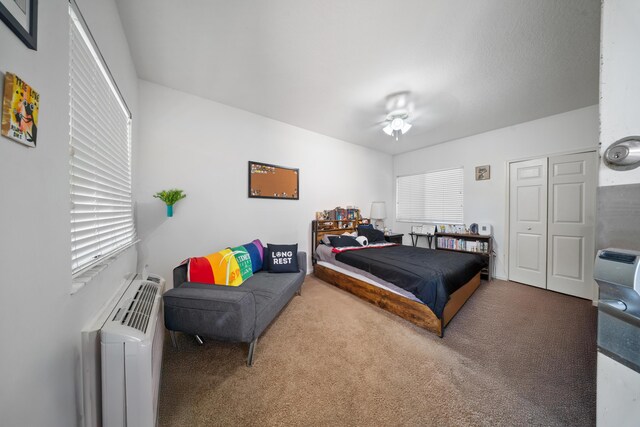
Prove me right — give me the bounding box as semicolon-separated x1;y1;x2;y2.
527;227;532;230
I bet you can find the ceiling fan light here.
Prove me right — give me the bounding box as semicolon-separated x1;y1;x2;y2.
401;122;412;134
391;117;404;131
383;124;393;136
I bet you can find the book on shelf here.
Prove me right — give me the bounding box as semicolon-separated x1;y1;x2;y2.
436;237;489;254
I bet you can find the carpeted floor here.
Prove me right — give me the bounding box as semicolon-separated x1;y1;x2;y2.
158;276;597;426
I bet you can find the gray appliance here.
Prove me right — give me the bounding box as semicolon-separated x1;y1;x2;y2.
594;248;640;373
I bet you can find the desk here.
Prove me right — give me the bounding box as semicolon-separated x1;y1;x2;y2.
409;232;434;248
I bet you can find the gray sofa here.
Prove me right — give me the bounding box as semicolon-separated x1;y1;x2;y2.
163;251;307;366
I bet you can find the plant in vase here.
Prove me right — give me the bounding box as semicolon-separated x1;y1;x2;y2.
153;189;186;217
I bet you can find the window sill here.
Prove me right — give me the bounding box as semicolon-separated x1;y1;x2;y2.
69;241;138;295
70;263;111;295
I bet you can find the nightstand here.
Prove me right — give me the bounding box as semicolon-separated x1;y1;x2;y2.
384;233;404;244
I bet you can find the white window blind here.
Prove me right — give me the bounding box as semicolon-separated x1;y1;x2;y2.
69;5;135;275
396;168;464;223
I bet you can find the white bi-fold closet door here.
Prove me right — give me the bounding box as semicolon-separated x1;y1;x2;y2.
508;151;597;299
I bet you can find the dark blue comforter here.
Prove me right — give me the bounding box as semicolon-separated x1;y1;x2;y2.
335;245;486;318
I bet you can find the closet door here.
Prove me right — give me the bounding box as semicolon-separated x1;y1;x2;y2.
508;158;548;288
546;152;597;299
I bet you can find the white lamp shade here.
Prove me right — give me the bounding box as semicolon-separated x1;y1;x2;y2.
370;201;386;219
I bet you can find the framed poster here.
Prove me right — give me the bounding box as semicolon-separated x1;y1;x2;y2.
1;72;39;147
475;165;490;180
248;161;299;200
0;0;38;50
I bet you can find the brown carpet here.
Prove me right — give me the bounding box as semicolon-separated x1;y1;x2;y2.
158;276;597;426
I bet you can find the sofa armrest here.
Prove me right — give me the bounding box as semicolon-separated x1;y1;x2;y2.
173;262;188;288
298;251;308;275
163;283;256;342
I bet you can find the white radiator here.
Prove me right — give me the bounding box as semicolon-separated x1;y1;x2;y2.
100;274;165;427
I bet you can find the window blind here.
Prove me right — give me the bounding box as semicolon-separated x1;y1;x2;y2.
396;168;464;223
69;5;135;275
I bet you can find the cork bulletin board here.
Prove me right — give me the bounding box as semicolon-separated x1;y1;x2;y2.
248;161;299;200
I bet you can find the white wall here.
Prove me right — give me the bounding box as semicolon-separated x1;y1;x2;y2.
597;1;640;425
0;1;138;426
135;80;393;284
599;0;640;186
392;105;599;280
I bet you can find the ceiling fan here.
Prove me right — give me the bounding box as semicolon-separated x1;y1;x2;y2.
381;91;414;141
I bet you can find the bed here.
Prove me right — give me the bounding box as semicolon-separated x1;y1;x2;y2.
312;227;486;337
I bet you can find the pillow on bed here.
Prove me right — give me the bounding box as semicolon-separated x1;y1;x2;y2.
355;236;369;246
327;235;362;248
357;226;386;243
321;234;340;245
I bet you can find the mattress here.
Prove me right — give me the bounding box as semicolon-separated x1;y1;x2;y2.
315;244;423;303
333;245;486;317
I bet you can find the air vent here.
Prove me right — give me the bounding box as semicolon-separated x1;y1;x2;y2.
120;282;159;333
599;251;637;265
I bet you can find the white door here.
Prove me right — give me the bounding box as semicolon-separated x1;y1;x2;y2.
508;158;548;288
546;152;597;299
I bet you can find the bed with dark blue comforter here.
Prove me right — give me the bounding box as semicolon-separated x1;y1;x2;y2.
335;245;486;318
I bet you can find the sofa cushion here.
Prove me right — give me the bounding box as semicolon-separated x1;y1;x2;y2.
242;239;264;272
163;283;256;342
241;270;304;337
267;243;299;273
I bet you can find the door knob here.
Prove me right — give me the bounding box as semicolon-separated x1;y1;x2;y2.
527;227;532;230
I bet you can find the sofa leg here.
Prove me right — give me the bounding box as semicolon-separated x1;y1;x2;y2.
169;331;179;349
247;338;258;367
296;286;302;296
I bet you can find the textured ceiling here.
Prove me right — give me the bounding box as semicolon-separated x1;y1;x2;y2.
115;0;600;155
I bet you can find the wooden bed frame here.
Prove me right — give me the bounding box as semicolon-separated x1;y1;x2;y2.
311;220;482;337
314;265;480;337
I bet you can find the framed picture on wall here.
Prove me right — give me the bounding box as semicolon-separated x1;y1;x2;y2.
248;161;299;200
1;72;39;147
0;0;38;50
475;165;490;181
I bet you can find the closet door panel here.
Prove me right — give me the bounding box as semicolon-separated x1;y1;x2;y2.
509;158;548;288
547;152;596;299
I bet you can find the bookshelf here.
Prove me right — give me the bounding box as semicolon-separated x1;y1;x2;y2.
435;233;493;280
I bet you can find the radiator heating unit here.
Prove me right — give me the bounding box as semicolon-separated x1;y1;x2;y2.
101;274;165;427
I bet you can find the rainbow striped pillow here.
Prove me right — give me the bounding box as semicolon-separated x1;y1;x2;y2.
186;239;264;286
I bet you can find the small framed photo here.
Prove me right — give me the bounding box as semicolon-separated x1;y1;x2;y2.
0;0;38;50
475;165;490;180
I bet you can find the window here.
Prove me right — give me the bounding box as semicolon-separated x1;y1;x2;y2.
69;4;136;276
396;167;464;224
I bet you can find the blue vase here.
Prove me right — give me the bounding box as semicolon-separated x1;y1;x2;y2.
167;205;173;217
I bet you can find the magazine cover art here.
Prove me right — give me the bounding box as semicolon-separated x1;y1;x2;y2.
2;72;39;147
